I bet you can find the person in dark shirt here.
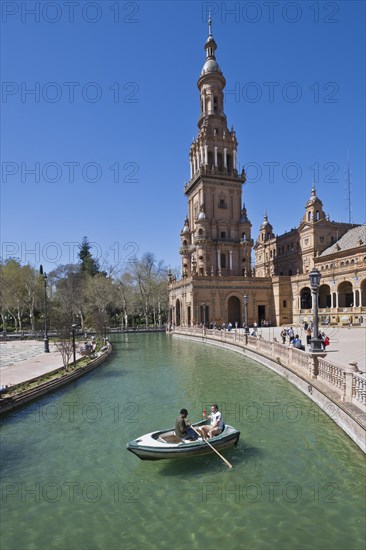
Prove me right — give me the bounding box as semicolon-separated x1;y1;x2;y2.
175;409;198;441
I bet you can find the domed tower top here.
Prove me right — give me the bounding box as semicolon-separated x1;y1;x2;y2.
201;16;222;77
303;184;326;223
240;203;250;224
259;213;274;241
197;16;226;128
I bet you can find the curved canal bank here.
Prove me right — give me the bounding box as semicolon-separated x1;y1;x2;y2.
0;344;112;415
1;333;365;550
171;328;366;453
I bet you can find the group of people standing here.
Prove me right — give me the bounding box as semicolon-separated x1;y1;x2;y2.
280;324;330;351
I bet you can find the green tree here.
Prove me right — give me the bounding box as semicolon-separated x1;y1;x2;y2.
124;252;168;326
0;260;42;332
50;264;87;330
78;237;101;277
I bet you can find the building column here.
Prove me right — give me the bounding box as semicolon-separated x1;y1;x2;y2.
217;249;220;272
200;145;204;166
233;149;237;169
196;151;200;170
223;148;227;168
214;146;218;167
229;250;233;270
190;158;193;179
204;145;208;165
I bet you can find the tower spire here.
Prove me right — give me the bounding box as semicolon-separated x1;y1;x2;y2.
208;13;212;37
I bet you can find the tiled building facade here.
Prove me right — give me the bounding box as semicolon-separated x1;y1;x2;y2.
168;22;366;328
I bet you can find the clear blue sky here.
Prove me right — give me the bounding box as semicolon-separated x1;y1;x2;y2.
1;0;365;274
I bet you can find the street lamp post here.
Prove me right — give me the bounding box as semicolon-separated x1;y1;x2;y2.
40;265;49;353
309;268;323;352
72;323;77;368
243;294;249;334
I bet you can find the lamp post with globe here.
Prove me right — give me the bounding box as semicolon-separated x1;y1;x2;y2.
309;268;323;352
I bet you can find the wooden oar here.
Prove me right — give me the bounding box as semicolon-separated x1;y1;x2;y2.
190;425;233;469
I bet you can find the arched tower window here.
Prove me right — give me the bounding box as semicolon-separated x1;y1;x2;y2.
220;253;226;268
308;212;311;221
213;96;218;112
217;152;223;171
227;154;232;171
208;151;214;168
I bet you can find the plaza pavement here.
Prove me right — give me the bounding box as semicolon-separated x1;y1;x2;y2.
0;326;365;388
0;340;69;386
256;325;366;372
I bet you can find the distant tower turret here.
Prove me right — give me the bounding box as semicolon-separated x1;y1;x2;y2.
303;184;326;223
259;213;274;242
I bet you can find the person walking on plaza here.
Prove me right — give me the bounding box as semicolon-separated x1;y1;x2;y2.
306;326;312;347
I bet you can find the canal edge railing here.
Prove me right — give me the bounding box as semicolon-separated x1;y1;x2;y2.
169;327;366;454
0;344;113;415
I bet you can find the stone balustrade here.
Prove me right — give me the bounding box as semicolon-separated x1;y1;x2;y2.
169;326;366;415
318;357;345;392
352;373;366;407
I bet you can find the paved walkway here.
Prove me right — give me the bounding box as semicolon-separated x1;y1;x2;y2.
0;327;365;387
0;341;69;386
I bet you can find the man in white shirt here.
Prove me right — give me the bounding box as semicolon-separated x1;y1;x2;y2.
198;404;224;439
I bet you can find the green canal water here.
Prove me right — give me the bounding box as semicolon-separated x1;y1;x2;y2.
1;334;365;550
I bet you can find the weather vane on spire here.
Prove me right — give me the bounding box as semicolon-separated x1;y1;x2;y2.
208;13;212;36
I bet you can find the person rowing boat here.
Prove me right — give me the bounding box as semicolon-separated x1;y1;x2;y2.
175;408;199;441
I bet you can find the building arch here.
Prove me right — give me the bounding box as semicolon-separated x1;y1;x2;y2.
300;287;312;309
319;284;331;308
361;278;366;306
337;281;353;307
227;295;241;326
175;299;181;326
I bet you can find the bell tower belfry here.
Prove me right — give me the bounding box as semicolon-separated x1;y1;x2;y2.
181;18;252;278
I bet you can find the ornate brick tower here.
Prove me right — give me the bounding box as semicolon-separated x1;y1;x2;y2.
180;18;252;279
169;21;364;329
